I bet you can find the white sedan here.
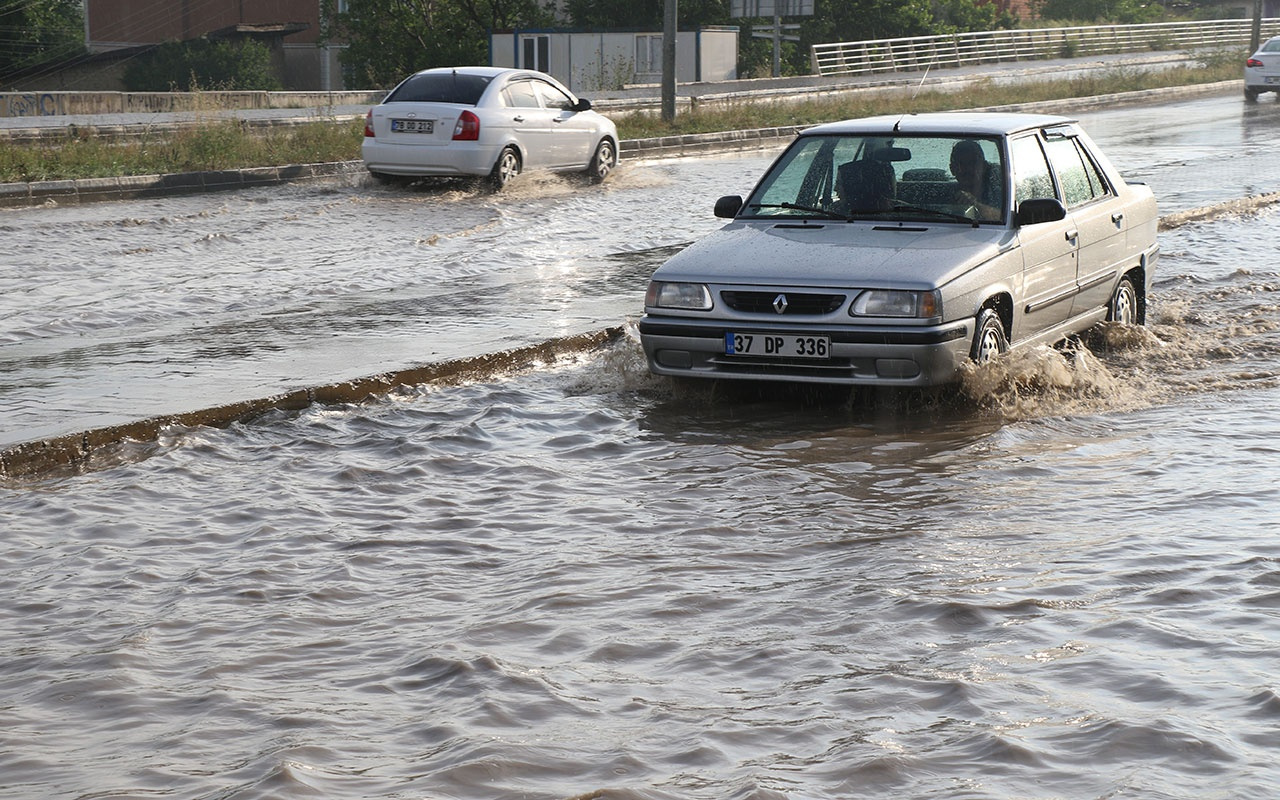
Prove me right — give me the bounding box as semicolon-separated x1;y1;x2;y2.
639;112;1159;388
362;66;618;188
1245;35;1280;103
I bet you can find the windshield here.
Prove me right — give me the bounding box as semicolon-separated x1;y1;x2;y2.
385;72;493;105
742;133;1007;224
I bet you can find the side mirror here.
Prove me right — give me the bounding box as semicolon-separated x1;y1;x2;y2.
1016;198;1067;226
571;98;592;112
714;195;743;218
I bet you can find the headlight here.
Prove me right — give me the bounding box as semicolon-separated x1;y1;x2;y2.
851;289;941;319
647;281;712;310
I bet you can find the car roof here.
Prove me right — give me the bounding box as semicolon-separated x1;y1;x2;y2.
409;66;549;82
800;111;1078;138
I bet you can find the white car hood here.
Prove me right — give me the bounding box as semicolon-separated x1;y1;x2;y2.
655;220;1014;290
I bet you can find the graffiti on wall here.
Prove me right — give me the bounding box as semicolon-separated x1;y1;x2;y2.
3;93;61;117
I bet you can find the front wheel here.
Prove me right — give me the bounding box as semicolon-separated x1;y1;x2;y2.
1107;275;1140;325
587;139;617;183
971;308;1008;364
490;146;521;190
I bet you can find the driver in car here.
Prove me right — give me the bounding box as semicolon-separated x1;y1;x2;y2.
949;139;1003;220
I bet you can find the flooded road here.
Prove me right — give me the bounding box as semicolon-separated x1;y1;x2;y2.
3;90;1280;800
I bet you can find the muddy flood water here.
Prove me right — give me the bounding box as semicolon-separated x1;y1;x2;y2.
3;93;1280;800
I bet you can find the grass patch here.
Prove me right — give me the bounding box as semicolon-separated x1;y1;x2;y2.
612;60;1241;138
0;57;1240;184
0;117;366;183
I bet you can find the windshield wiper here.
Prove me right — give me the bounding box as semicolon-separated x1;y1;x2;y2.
889;201;980;227
748;202;849;220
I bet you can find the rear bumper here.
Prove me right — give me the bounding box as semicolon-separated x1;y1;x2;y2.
638;315;973;387
361;139;499;177
1244;72;1280;91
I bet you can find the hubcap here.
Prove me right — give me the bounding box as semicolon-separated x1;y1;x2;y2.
596;144;615;179
1114;284;1136;324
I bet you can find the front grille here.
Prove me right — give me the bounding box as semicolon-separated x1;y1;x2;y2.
720;291;846;315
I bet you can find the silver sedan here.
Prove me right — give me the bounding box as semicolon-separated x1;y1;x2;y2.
362;66;618;188
639;112;1159;388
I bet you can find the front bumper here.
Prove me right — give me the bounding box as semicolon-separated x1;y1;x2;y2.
638;315;973;387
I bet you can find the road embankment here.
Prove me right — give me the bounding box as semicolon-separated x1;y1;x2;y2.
0;81;1243;210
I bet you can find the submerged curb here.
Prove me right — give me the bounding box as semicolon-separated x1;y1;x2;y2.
0;328;624;481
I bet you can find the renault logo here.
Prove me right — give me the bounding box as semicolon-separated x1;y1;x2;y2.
773;294;788;314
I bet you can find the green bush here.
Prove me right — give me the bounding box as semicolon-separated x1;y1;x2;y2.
123;38;282;92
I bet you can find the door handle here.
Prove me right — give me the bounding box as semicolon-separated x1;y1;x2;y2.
1111;212;1125;225
1065;229;1079;242
512;115;525;123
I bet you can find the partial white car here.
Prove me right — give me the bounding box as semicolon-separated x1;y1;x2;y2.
362;66;618;188
639;112;1159;388
1245;35;1280;102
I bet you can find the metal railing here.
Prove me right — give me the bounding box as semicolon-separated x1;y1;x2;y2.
811;18;1280;77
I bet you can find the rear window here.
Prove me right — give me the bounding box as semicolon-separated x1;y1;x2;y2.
385;72;493;104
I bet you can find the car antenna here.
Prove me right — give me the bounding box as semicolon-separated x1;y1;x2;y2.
909;55;935;102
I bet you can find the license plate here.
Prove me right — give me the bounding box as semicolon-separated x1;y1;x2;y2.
391;119;434;133
1267;76;1280;85
725;332;830;359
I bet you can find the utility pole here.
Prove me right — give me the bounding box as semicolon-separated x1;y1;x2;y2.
1250;0;1263;52
662;0;677;122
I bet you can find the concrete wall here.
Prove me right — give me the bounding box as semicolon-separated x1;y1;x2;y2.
0;90;384;118
86;0;326;50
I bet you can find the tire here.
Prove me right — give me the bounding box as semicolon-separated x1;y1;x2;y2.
970;308;1008;364
490;146;521;189
1107;275;1140;325
587;139;616;183
1245;87;1260;103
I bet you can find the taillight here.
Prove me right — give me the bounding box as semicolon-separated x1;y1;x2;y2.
364;109;374;137
1247;58;1264;68
453;110;480;141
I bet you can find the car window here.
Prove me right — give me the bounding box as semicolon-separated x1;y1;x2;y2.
1263;38;1280;52
743;133;1005;224
385;72;493;104
532;80;575;111
502;80;541;109
1010;135;1057;206
1044;136;1109;208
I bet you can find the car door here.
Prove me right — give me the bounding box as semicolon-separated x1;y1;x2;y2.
500;78;554;169
1009;133;1078;338
532;79;596;169
1042;132;1128;318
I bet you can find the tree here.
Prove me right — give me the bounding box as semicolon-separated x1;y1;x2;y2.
329;0;555;88
0;0;84;79
565;0;730;29
1033;0;1162;23
122;39;282;91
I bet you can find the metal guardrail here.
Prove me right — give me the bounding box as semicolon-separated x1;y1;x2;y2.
811;18;1280;77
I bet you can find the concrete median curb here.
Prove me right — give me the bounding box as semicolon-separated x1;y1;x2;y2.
1;161;366;208
0;328;625;481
